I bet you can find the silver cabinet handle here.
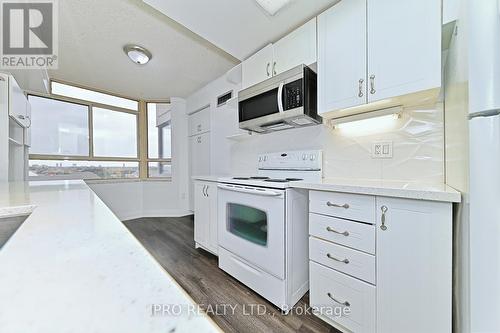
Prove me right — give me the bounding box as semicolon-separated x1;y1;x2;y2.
266;62;270;77
273;61;277;75
380;205;388;231
370;74;376;94
358;78;364;97
205;185;209;197
326;226;349;236
202;185;206;197
327;253;349;264
326;201;349;209
327;292;350;307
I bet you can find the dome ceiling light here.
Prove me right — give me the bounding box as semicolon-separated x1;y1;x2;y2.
123;44;152;65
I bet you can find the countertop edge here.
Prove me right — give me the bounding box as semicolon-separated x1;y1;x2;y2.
290;182;461;203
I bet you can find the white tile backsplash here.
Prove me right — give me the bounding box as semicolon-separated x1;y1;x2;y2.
229;102;444;183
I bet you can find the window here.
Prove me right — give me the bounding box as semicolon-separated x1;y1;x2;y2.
92;107;137;158
51;81;138;110
147;103;171;178
29;160;139;180
29;96;89;156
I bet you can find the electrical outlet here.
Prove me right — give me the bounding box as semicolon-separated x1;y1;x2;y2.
372;141;393;159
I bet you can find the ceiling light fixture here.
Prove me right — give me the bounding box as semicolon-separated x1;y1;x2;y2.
123;44;152;65
254;0;292;16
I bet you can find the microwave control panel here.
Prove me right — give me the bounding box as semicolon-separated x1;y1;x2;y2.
284;79;303;110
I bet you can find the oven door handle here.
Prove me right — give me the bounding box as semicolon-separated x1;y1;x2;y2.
277;81;285;113
217;184;283;197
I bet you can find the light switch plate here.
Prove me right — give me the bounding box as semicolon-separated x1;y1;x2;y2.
372;141;393;159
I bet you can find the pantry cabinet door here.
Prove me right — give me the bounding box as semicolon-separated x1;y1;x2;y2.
367;0;441;103
241;44;274;89
273;18;317;75
194;182;210;247
376;197;452;333
317;0;367;114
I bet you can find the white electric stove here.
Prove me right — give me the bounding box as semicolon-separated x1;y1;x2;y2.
217;150;322;311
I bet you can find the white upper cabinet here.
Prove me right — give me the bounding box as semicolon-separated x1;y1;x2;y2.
241;19;317;90
318;0;441;116
318;0;367;112
273;18;317;76
8;76;30;128
367;0;441;103
241;44;274;89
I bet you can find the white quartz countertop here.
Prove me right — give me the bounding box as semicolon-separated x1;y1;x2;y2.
290;178;461;203
0;180;220;333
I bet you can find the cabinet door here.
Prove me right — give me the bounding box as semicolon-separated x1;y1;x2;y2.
188;106;210;136
8;76;29;128
273;18;317;75
194;182;210;247
190;131;210;177
367;0;441;103
376;197;452;333
317;0;367;114
206;183;218;254
241;44;274;89
24;102;31;147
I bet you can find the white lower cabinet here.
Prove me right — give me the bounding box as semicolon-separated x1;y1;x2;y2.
194;181;218;255
308;191;452;333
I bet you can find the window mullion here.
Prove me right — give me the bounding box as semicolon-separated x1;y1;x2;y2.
88;104;94;159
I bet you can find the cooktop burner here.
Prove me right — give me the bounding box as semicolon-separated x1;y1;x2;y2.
250;176;270;180
264;179;289;183
232;177;250;180
286;178;304;181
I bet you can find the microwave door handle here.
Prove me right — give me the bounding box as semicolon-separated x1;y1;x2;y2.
217;184;282;197
277;82;284;113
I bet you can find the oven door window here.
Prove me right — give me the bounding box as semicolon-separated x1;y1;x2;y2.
227;203;268;246
239;87;279;122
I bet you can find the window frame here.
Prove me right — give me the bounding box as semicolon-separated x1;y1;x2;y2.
145;101;172;180
27;79;169;181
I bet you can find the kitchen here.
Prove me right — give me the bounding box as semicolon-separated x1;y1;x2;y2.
0;0;496;332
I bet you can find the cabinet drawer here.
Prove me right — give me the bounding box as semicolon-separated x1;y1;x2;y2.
310;261;376;333
309;213;375;254
188;107;210;136
310;190;375;223
310;237;375;284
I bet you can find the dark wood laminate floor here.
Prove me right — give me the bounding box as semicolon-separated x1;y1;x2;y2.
124;216;340;333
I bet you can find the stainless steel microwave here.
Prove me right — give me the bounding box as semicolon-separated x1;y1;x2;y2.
238;64;321;133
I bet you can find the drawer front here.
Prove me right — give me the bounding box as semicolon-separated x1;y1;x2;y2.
310;261;376;333
310;237;375;284
309;213;375;254
310;190;375;223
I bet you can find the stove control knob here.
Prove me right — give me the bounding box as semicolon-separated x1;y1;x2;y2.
310;154;316;161
259;156;262;162
264;156;267;161
302;154;307;160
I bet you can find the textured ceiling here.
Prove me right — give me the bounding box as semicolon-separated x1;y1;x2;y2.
143;0;339;61
47;0;239;100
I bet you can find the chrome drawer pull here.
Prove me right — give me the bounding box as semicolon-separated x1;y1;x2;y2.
327;292;350;307
327;253;349;264
326;226;349;236
326;201;350;209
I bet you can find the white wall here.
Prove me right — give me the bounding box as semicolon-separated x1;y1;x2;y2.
230;103;445;183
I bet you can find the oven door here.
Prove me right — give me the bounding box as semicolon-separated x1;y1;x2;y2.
217;183;285;279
